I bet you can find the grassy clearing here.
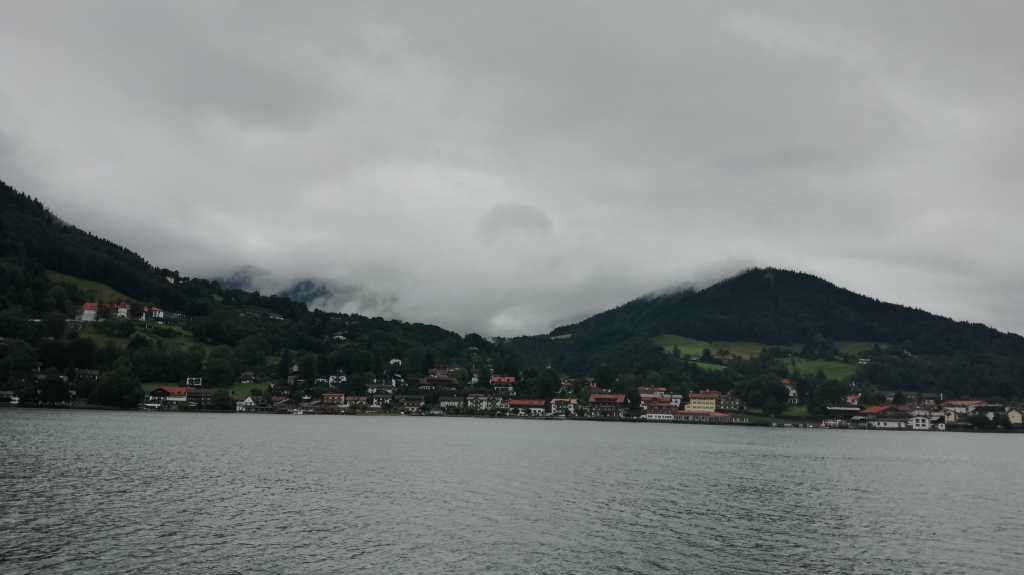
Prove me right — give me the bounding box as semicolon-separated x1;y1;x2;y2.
46;270;131;303
782;405;810;418
78;323;130;349
789;358;857;381
836;341;887;355
653;334;797;359
693;361;727;372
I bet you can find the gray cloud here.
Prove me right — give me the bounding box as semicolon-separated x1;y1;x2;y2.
2;1;1023;336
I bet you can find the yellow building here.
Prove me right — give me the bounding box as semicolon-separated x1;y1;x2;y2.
686;390;721;413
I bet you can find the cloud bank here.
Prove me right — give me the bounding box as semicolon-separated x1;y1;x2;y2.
2;1;1023;336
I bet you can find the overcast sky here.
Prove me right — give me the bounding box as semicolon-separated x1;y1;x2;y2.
2;1;1022;336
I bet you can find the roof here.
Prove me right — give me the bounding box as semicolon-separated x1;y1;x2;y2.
860;405;891;415
689;390;722;400
943;400;986;407
151;386;190;396
490;375;517;384
509;399;546;408
82;303;98;310
589;393;625;404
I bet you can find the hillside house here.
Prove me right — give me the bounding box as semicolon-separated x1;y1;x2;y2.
114;303;130;319
781;379;799;405
80;302;98;322
490;375;517;397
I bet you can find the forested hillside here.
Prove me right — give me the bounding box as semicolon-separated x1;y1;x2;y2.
0;179;511;407
508;268;1024;400
3;178;1023;412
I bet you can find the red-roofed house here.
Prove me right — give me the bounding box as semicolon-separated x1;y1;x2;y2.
80;302;98;322
509;399;547;416
589;393;626;419
686;390;722;413
147;386;190;407
781;379;799;405
114;302;131;319
490;375;517;397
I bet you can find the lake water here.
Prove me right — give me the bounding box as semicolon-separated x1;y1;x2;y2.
1;410;1022;574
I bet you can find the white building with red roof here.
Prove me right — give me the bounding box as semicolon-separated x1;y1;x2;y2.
79;302;98;322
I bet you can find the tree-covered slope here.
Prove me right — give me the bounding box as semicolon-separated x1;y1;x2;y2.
508;268;1024;398
553;268;1024;356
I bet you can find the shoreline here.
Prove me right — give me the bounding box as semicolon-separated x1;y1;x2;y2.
4;403;1022;433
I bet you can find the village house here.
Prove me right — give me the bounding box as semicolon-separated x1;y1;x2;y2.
860;405;910;429
79;302;98;322
114;303;130;319
588;393;626;419
240;372;256;386
439;396;463;412
686;390;721;413
718;392;745;412
509;399;547;417
781;379;800;405
549;397;577;416
345;396;368;409
185;377;203;387
490;375;517;397
908;415;932;431
321;392;346;405
1007;408;1023;426
328;371;347;387
146;386;191;408
942;400;986;416
466;394;506;412
822;406;861;428
398;395;425;414
236;396;256;413
142;306;164;321
641;396;675;420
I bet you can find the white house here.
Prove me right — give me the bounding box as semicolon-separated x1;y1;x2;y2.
550;397;578;416
80;302;98;322
1007;408;1023;426
236;396;256;413
114;303;130;319
908;416;931;431
440;397;463;411
782;379;799;405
